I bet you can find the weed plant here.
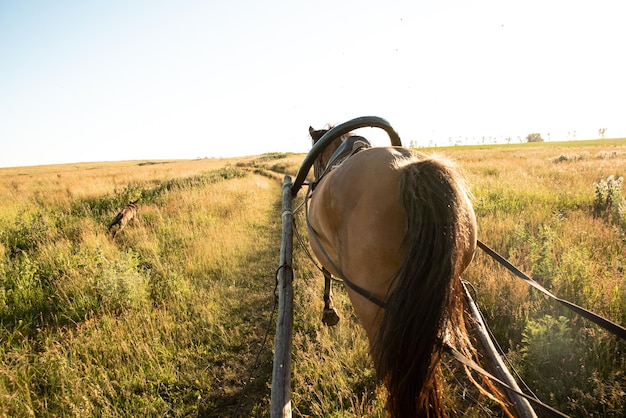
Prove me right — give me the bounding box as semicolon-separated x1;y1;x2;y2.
594;175;626;232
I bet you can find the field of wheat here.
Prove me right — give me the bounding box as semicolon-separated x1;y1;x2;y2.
1;140;625;417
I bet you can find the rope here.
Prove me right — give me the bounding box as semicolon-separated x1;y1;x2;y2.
292;218;324;275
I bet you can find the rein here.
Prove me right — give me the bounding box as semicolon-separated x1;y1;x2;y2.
477;240;626;342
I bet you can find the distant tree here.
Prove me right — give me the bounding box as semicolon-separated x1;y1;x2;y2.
526;133;544;143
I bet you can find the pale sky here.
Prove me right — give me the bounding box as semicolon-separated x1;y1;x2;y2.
1;0;624;168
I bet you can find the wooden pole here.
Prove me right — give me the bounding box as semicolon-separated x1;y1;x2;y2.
271;176;295;418
463;283;537;418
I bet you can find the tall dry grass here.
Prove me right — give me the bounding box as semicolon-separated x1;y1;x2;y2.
0;156;289;416
0;142;625;417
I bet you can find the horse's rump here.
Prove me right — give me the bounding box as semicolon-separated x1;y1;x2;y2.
307;146;480;417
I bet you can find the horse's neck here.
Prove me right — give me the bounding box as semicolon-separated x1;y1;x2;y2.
314;140;342;180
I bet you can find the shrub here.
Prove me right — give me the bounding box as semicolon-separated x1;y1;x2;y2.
520;315;579;410
593;175;626;231
0;253;46;329
93;250;148;313
0;212;53;256
593;175;622;214
526;133;544;143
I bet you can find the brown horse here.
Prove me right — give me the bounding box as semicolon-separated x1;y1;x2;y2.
306;126;504;417
108;200;139;239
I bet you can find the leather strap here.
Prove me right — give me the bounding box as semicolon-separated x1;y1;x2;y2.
477;240;626;341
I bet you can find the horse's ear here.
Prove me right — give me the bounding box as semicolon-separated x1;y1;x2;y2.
309;126;327;142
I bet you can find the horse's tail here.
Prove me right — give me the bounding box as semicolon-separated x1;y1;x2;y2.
373;157;475;418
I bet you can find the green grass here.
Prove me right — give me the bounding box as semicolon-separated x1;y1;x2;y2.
0;143;625;417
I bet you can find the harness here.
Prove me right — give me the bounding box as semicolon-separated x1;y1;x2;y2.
313;135;371;189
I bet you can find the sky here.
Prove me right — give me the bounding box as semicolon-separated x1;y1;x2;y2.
1;0;625;168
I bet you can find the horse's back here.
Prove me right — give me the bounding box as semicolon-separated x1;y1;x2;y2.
309;145;415;255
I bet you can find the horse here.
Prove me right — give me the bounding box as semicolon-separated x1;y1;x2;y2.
305;125;507;417
108;199;139;239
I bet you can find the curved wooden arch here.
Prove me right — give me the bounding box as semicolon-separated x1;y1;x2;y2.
291;116;402;196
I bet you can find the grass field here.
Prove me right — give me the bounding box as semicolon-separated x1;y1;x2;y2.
1;139;625;417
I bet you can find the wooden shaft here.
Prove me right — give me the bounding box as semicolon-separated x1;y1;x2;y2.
463;283;537;418
270;176;295;418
